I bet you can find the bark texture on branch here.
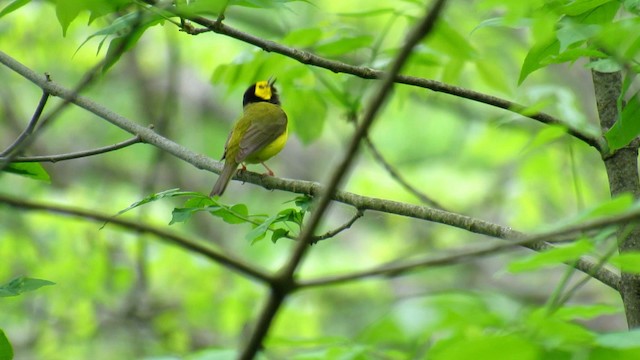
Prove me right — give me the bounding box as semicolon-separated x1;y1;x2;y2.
593;70;640;328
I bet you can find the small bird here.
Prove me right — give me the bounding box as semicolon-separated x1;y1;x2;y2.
210;78;288;196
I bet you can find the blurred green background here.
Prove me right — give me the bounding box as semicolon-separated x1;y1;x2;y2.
0;0;632;359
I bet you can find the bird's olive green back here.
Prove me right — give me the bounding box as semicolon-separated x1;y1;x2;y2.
225;102;288;164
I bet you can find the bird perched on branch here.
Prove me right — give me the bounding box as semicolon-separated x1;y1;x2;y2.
210;78;288;196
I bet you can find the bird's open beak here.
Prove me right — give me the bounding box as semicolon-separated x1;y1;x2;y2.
268;76;277;86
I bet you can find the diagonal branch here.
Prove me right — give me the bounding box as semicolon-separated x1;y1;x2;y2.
0;193;272;283
0;81;50;157
310;209;364;242
364;135;446;209
297;223;621;289
171;8;606;152
3;136;143;163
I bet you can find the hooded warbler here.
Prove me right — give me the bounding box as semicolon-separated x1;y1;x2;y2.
209;78;288;196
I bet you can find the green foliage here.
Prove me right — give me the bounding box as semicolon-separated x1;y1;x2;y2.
0;277;54;360
507;238;594;273
610;252;640;273
116;189;311;244
0;277;55;297
0;0;30;18
606;92;640;151
0;329;13;360
2;162;50;182
517;0;622;84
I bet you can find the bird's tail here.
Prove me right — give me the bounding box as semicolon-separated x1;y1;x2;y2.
210;161;238;196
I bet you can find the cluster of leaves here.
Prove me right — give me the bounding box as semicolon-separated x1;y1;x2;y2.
115;188;312;244
498;0;640;152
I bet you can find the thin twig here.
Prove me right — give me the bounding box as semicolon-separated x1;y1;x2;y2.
0;193;273;283
311;209;364;242
4;136;142;163
364;136;446;209
552;243;619;312
0;12;143;172
0;80;51;157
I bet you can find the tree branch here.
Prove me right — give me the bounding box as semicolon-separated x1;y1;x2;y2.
0;193;272;283
297;229;618;289
363;135;446;209
0;81;50;157
311;209;364;242
3;136;143;163
171;7;606;152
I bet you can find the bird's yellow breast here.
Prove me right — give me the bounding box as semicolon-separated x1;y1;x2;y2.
245;126;288;163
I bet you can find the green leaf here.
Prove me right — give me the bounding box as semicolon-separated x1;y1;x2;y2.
586;58;622;72
507;238;594;273
0;0;30;18
171;197;221;224
3;162;50;182
87;0;130;24
555;22;599;52
471;17;532;33
292;195;313;212
569;1;620;25
605;92;640;151
170;207;207;225
430;334;540;360
527;309;596;345
55;0;84;36
522;125;567;153
552;47;607;63
115;189;201;217
76;11;146;55
580;193;635;219
554;304;621;320
518;38;560;84
336;8;396;17
210;203;250;224
561;0;613;16
624;0;640;14
271;228;290;243
245;214;279;244
610;252;640;273
0;329;13;360
103;20;160;73
0;277;55;297
230;0;312;9
175;0;227;17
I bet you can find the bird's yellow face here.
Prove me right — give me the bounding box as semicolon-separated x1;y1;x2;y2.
254;80;272;101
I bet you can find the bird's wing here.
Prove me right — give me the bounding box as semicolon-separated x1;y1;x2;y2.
236;104;287;163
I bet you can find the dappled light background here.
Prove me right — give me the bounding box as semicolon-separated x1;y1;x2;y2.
0;0;627;359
